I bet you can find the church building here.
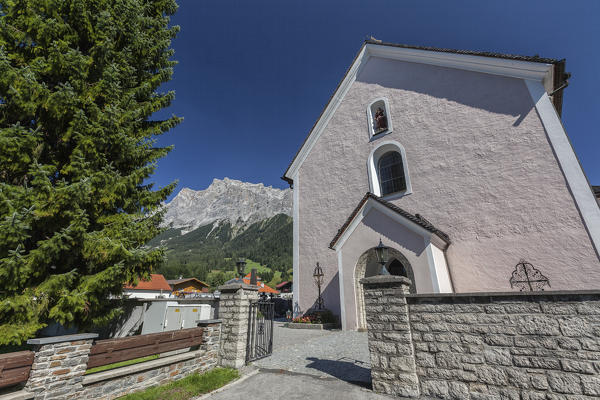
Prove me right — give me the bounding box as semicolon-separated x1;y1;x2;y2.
282;40;600;331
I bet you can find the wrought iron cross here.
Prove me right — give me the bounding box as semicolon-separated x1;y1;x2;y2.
509;260;550;291
313;262;325;310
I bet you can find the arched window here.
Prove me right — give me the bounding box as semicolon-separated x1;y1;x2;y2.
378;151;406;195
367;140;412;198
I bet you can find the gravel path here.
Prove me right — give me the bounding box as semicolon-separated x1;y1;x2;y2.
253;321;372;384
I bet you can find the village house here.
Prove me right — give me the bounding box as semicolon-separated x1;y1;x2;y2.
167;277;210;295
123;273;172;299
283;40;600;330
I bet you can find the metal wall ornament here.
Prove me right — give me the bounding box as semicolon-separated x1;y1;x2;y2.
509;260;551;291
313;262;325;310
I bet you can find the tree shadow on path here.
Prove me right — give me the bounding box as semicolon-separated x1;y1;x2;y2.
305;357;372;388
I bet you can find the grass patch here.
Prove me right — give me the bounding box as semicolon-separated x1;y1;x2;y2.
85;354;159;375
266;270;282;288
117;368;239;400
243;259;271;274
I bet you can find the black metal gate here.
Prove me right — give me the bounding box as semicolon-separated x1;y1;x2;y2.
246;300;274;363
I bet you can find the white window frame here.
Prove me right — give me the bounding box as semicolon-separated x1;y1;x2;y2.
367;140;412;199
367;97;393;139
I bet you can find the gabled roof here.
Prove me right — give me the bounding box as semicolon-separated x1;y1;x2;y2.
329;192;450;250
167;278;209;287
282;40;568;184
276;281;292;289
124;274;172;291
243;279;279;294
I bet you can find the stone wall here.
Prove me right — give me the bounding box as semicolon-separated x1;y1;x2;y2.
81;322;221;399
4;323;222;400
1;282;261;400
362;275;600;399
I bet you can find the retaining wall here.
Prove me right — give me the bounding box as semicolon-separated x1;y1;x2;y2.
362;275;600;399
1;322;221;400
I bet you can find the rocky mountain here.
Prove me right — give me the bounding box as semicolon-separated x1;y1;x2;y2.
149;213;292;284
162;178;292;235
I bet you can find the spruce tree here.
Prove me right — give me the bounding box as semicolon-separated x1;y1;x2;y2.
0;0;180;345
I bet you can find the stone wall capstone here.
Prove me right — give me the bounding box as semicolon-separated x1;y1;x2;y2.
361;275;600;399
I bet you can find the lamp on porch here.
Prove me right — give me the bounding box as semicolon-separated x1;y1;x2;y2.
375;238;390;275
236;258;246;281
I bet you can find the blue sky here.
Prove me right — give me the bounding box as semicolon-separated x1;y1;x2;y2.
154;0;600;201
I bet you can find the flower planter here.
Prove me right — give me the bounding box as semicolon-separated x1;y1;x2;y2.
284;322;337;330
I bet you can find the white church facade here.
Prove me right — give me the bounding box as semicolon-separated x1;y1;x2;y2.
283;40;600;331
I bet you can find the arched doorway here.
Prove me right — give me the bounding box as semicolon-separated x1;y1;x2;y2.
354;247;414;331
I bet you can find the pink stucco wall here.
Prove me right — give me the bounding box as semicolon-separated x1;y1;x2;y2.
295;56;600;319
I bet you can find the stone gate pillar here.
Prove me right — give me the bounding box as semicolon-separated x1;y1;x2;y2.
25;333;98;399
217;282;259;368
360;275;420;398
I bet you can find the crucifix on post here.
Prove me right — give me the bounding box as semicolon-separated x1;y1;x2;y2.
313;262;325;310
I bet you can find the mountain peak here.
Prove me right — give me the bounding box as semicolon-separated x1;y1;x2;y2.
163;179;291;234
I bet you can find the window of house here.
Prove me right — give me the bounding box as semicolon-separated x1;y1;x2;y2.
378;151;406;195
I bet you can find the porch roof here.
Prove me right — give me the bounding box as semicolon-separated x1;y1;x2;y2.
329;193;451;250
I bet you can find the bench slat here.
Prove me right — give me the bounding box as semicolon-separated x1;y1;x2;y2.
87;336;203;368
87;328;203;369
89;327;203;354
0;351;34;370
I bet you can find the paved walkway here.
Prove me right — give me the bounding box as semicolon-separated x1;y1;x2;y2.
203;321;389;399
253;321;372;384
205;369;390;400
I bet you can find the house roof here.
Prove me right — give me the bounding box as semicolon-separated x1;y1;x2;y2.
365;40;562;65
223;276;280;294
167;278;209;287
276;281;292;289
243;272;262;281
124;274;172;291
282;40;569;184
241;279;279;294
329;192;451;250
